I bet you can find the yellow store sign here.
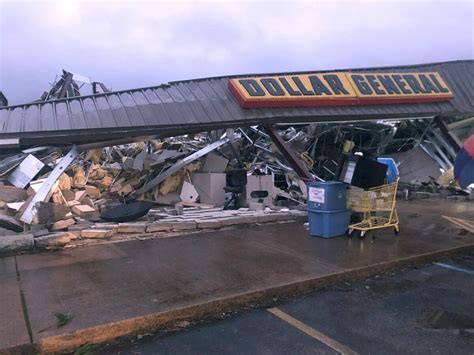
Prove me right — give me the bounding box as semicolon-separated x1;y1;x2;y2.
228;72;453;108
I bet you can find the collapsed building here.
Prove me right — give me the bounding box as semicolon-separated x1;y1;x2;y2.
0;60;472;251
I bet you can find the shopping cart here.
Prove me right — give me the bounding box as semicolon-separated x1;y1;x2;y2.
346;178;400;238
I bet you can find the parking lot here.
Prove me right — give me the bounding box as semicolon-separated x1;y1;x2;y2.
99;252;474;354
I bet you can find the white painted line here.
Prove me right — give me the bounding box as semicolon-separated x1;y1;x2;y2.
268;307;358;355
434;262;474;275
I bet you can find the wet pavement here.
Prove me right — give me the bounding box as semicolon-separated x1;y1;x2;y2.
0;200;473;352
99;252;474;354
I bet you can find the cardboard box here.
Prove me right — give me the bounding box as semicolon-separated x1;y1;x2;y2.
192;173;226;206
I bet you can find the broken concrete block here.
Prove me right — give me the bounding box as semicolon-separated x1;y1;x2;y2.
51;190;66;205
90;225;118;237
0;185;28;203
197;219;222;229
81;229;114;239
58;173;72;190
72;204;96;218
68;223;93;237
31;228;50;237
85;185;101;198
35;232;75;248
100;176;114;189
0;234;34;253
0;227;16;236
171;221;197;230
73;166;87;187
61;189;76;201
146;222;174;233
248;202;265;211
51;218;76;231
82;197;95;208
89;163;107;179
255;214;279;223
74;190;87;202
92;222;118;230
118;222;148;234
36;202;71;224
67;200;81;207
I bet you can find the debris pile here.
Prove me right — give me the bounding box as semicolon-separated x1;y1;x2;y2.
0;129;311;253
0;119;471;254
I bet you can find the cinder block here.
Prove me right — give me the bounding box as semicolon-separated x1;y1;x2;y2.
171;222;197;230
197;219;222;229
0;234;34;253
146;222;174;233
35;232;75;248
256;214;279;223
118;222;148;234
248;202;265;211
81;229;114;239
51;218;76;231
72;204;96;218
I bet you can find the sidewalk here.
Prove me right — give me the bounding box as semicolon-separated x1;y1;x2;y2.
1;200;473;353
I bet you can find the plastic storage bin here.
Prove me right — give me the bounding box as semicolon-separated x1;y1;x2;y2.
307;181;350;238
307;209;351;238
377;157;399;184
307;181;347;211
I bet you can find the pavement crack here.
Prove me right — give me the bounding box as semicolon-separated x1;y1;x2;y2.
14;256;34;344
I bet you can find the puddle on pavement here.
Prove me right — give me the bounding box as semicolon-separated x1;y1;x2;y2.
417;309;474;330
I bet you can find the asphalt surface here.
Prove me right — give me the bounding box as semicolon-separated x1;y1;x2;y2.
96;252;474;355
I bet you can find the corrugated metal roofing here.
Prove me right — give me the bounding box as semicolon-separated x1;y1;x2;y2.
0;60;473;146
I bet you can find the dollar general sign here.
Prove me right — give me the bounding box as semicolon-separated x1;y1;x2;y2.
228;72;453;108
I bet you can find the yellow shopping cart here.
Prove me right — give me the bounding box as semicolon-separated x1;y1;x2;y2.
346;178;400;238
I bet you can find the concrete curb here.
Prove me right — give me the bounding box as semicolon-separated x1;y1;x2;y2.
4;243;474;354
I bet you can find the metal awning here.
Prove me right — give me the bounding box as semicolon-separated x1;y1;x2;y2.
0;60;473;147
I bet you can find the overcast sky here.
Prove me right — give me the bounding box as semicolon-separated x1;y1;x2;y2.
0;0;473;105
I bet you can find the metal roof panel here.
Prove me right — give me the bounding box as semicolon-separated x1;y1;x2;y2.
0;60;472;145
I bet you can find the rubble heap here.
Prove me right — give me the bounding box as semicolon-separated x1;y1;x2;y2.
0;120;471;254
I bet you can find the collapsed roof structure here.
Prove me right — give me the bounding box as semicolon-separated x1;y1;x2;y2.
0;60;471;244
0;60;472;148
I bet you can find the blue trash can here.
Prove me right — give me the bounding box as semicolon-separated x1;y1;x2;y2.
307;181;350;238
